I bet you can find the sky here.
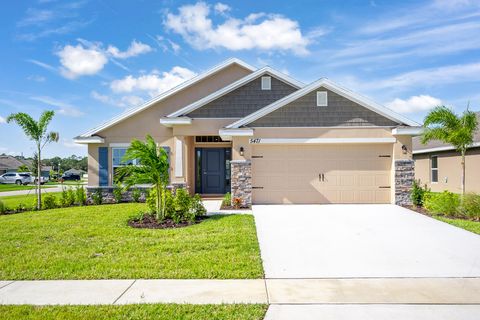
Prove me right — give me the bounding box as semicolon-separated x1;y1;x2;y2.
1;0;479;158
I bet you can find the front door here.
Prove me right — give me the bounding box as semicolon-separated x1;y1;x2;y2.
197;148;230;194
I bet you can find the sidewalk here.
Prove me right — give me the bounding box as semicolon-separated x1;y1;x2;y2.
1;278;479;305
0;185;74;197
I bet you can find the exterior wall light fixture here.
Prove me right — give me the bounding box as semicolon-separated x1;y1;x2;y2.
401;144;408;154
240;147;244;156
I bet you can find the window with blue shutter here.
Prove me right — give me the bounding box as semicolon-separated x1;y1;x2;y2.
98;147;108;186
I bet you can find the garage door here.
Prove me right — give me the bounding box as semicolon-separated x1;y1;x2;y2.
251;144;392;204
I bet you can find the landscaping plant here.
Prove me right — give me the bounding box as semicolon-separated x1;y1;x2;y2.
42;193;57;210
6;110;59;209
424;191;461;217
92;188;103;205
222;192;231;207
459;193;480;221
411;180;428;207
0;200;5;214
75;186;87;206
114;135;169;221
421;106;478;195
113;186;123;203
131;188;141;203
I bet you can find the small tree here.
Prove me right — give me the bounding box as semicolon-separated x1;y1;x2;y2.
7;111;59;209
421;106;478;195
17;164;29;172
114;135;170;220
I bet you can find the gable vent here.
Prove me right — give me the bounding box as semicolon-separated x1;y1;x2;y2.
261;76;271;90
316;91;328;107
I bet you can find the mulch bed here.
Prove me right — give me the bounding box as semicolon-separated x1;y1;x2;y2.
128;214;208;229
220;204;251;210
404;205;429;215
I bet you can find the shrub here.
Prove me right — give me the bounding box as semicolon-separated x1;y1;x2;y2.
164;190;175;219
43;193;57;210
113;186;123;203
0;200;5;214
222;192;231;207
92;188;103;205
66;189;76;206
75;186;86;206
459;193;480;221
191;194;207;218
16;203;27;212
232;197;242;209
424;191;460;217
173;189;192;223
411;180;428;207
146;189;157;214
132;188;141;203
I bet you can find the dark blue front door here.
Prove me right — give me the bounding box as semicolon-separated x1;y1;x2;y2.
201;148;225;194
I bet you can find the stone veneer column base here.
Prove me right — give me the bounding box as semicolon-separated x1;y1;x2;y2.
231;160;252;207
395;159;415;206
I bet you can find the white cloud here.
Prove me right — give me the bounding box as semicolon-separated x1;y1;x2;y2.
0;116;6;124
63;138;85;149
91;91;145;108
107;40;153;59
214;3;231;14
57;43;108;79
27;59;57;72
164;2;311;55
30;96;84;117
386;95;443;114
110;66;197;96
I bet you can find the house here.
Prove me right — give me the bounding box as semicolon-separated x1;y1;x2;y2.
63;168;86;176
74;58;421;206
413;112;480;193
0;156;32;175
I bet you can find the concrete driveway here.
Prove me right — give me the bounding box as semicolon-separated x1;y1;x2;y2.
253;204;480;279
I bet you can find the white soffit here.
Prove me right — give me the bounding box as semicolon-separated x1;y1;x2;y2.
160;117;192;127
73;136;105;144
392;127;423;136
79;58;256;138
227;78;419;129
413;142;480;154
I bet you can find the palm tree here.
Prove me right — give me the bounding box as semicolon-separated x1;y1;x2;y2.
7;111;59;209
421;106;478;195
114;135;170;220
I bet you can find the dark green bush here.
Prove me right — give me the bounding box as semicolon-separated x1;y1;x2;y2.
424;191;460;217
113;186;123;203
173;189;192;223
459;193;480;220
146;189;157;214
411;180;428;207
92;188;103;205
191;194;207;217
43;193;57;209
60;188;75;207
75;186;86;206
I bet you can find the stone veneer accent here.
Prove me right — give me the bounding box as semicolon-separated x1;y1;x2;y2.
86;183;187;204
231;160;252;207
395;159;415;206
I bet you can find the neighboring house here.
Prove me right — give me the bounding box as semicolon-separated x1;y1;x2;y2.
0;156;32;175
75;58;421;205
64;168;86;176
413;112;480;193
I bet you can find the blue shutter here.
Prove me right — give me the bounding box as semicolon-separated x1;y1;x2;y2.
99;147;108;186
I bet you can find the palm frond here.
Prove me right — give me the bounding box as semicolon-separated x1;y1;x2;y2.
38;111;55;136
6;113;40;141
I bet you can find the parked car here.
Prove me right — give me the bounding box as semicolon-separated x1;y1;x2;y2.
24;173;49;185
0;172;33;185
61;173;81;181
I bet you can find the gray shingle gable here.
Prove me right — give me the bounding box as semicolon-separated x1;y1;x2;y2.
186;75;297;118
249;87;398;127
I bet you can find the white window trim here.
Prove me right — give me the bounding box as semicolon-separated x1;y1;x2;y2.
430;155;438;184
316;91;328;107
261;76;271;90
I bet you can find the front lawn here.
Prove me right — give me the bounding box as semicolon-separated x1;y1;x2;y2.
0;203;263;279
0;184;54;192
0;193;62;210
0;304;267;320
435;217;480;235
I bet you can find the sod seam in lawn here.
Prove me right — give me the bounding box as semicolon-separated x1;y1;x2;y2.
0;203;264;280
0;304;268;320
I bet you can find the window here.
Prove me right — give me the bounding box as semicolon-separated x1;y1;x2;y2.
195;136;224;143
316;91;328;107
112;148;139;178
261;76;271;90
431;156;438;183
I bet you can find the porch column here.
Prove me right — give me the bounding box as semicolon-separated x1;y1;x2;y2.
231;160;252;207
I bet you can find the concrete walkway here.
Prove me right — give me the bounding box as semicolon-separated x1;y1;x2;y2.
0;185;75;197
1;278;480;306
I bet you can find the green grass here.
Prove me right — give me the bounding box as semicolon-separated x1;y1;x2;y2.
435;216;480;235
0;192;62;210
0;203;263;279
46;180;85;186
0;184;54;192
0;304;268;320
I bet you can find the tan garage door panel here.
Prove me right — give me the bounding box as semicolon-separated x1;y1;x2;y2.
252;144;392;204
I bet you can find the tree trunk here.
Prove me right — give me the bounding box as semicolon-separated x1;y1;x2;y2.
37;146;42;210
461;150;466;196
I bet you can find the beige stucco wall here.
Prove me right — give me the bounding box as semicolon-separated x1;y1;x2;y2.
414;148;480;193
87;64;251;187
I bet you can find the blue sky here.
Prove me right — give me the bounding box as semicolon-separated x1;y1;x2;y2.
1;0;479;157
